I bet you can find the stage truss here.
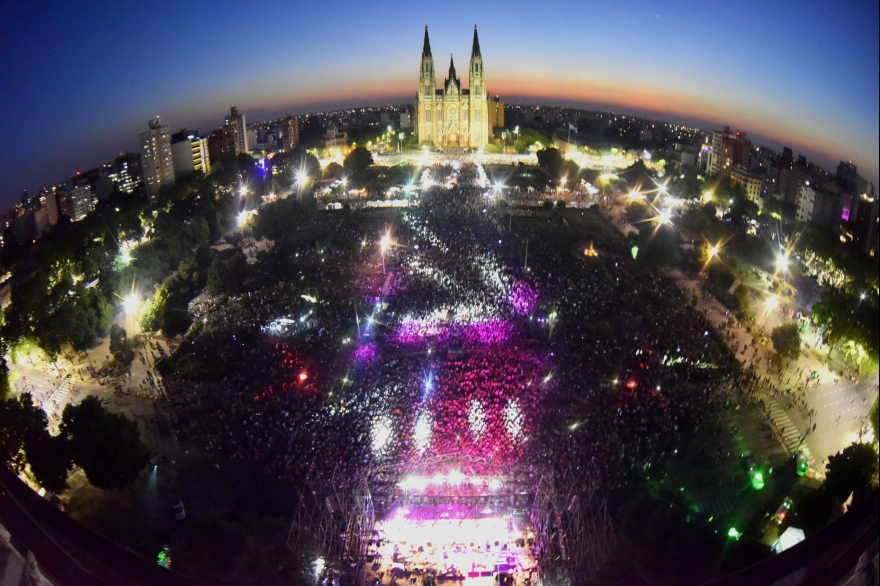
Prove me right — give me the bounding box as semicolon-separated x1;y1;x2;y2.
287;463;375;581
288;454;614;585
528;462;615;585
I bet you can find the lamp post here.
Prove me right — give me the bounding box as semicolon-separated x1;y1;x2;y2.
380;234;391;275
123;293;141;336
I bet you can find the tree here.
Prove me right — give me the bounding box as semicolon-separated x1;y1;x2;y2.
870;396;879;444
811;287;857;353
536;148;563;179
207;253;249;297
140;286;168;334
61;396;150;490
695;242;714;265
343;147;374;176
823;442;879;504
323;162;344;180
619;160;651;191
24;432;73;494
0;226;29;270
734;284;752;317
632;223;682;267
771;323;801;362
512;128;551;153
0;393;47;473
724;191;758;229
0;392;72;493
706;263;736;292
0;356;10;402
624;201;650;224
560;160;580;185
109;324;134;366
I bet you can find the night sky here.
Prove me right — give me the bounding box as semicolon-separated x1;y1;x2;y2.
2;0;877;207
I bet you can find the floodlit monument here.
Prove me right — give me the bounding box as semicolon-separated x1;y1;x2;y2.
416;26;490;150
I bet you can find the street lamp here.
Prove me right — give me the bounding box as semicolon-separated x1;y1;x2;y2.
124;294;140;316
380;233;391;275
776;254;789;273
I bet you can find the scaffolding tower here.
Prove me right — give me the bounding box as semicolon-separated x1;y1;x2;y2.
288;463;375;581
529;462;615;585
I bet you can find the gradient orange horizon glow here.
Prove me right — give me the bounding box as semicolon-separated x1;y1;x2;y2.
255;71;873;182
2;1;877;202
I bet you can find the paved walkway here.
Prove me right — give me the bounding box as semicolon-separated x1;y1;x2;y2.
602;196;875;480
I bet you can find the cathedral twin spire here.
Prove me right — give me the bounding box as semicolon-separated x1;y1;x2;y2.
422;26;432;58
471;25;481;57
421;26;482;91
417;26;488;149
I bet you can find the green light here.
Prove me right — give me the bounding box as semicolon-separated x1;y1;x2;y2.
727;527;741;540
751;471;765;490
631;245;639;259
120;250;133;266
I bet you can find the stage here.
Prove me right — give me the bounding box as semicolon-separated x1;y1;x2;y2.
364;498;539;586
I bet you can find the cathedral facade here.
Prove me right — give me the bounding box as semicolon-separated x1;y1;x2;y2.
416;26;489;150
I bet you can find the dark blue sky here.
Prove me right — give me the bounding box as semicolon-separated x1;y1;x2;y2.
2;0;877;207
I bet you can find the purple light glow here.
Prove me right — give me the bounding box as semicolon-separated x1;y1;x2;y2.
508;282;538;314
354;342;378;362
399;346;550;474
392;319;514;345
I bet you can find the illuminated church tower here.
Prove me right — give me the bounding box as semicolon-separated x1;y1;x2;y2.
416;26;489;150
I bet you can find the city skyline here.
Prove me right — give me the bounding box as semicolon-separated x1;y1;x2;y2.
1;0;877;206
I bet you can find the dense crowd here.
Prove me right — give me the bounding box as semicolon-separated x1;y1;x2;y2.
157;161;737;500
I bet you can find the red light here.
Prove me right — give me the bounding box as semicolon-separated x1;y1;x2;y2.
298;372;308;382
627;380;637;389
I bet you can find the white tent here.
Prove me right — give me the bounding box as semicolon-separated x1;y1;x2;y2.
773;526;805;553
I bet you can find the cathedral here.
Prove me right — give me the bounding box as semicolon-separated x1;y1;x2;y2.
416;26;490;150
